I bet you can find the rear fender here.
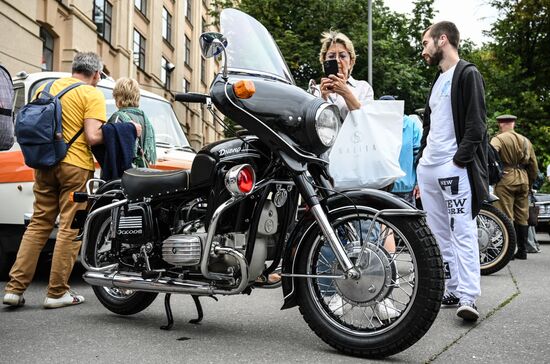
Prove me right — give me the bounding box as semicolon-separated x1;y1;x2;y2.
280;189;418;309
72;180;123;231
89;179;124;211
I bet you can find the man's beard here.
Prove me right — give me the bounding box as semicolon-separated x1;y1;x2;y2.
425;46;443;66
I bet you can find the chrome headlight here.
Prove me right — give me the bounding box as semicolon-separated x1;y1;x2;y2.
314;104;340;147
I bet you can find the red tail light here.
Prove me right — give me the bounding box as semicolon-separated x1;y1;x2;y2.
237;167;254;193
225;164;256;196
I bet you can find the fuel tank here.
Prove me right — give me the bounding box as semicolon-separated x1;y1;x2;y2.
189;135;271;188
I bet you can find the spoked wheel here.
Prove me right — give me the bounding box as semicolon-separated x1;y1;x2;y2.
478;203;516;275
87;212;158;315
295;208;444;358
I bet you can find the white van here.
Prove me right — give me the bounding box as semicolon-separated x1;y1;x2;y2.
0;72;195;276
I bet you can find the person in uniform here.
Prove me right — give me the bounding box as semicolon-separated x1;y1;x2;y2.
490;114;539;260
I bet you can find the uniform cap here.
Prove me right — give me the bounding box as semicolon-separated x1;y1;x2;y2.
496;114;517;123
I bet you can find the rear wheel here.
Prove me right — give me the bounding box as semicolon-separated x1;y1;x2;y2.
295;207;444;358
478;203;516;275
87;212;158;315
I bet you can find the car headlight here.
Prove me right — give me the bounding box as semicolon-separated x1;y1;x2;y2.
315;104;340;147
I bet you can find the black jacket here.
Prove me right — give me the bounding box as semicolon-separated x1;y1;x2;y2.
419;59;489;217
92;122;137;181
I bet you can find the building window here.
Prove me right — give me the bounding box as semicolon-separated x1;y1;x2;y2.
133;29;146;70
162;7;172;43
185;36;191;66
40;27;54;71
201;57;206;84
93;0;112;44
186;0;192;23
135;0;147;17
161;57;172;90
183;78;189;93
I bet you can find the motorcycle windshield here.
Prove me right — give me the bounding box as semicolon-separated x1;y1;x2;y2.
220;9;294;85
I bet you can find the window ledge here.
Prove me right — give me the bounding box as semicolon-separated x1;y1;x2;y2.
163;38;175;51
134;7;150;23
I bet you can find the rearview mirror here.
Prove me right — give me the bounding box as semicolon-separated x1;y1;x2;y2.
199;32;228;58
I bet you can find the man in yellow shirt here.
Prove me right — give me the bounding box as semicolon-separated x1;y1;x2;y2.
3;52;139;308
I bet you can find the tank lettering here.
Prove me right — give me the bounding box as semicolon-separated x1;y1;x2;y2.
218;146;245;157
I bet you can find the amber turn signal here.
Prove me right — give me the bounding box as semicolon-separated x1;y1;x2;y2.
233;80;255;99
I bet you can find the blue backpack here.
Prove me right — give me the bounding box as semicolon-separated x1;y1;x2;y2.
15;81;84;169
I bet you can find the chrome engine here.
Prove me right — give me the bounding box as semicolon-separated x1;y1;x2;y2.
160;200;279;278
161;233;205;266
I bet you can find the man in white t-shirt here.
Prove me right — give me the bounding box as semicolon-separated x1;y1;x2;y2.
417;21;489;322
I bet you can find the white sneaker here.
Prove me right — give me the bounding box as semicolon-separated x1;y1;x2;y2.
44;290;85;309
375;298;399;320
327;294;344;316
3;293;25;307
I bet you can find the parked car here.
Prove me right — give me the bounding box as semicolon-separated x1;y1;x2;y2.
0;71;196;278
534;192;550;233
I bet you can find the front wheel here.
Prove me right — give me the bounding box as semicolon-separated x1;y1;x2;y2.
478;203;516;275
295;208;444;358
86;211;158;315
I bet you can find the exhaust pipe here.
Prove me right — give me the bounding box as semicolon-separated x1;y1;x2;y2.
83;245;249;296
83;271;219;295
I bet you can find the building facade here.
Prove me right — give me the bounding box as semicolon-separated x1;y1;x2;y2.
0;0;224;149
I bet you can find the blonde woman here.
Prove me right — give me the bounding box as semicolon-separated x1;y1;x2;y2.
110;77;156;167
317;31;374;120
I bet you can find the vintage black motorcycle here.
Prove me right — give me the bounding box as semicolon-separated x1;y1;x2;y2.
75;9;444;358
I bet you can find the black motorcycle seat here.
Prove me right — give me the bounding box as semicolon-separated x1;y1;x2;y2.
121;168;190;202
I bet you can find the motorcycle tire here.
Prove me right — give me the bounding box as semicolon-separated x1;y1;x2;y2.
478;203;516;276
86;211;158;316
295;207;443;358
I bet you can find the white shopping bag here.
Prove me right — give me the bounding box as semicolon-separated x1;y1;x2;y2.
329;100;405;189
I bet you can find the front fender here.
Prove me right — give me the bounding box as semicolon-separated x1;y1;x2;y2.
280;188;418;309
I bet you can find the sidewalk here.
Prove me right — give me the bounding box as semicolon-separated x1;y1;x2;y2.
1;238;549;363
396;236;550;363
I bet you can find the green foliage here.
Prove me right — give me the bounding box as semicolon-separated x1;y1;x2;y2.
209;0;548;174
469;0;550;175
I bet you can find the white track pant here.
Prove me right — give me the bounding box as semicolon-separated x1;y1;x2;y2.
417;160;480;303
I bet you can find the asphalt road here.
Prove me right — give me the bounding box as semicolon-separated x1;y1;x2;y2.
1;234;549;363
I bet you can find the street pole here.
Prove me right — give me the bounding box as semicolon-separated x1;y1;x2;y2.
368;0;372;86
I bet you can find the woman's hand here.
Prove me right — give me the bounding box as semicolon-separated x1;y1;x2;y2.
328;73;361;111
319;77;334;101
130;121;143;137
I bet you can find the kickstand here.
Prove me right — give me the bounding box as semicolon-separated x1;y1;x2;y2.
189;295;218;324
160;293;174;330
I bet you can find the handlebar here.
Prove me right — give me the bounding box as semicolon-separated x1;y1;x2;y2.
174;92;209;104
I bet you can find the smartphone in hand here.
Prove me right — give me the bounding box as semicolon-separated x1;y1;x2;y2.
323;59;339;77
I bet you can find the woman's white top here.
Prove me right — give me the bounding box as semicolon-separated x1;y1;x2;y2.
313;75;374;120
